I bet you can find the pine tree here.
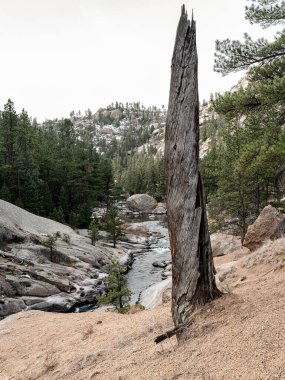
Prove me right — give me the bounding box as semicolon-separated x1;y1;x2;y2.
0;99;18;201
98;261;131;310
42;234;58;254
1;99;18;166
105;205;123;248
88;218;100;245
209;0;285;235
214;0;285;114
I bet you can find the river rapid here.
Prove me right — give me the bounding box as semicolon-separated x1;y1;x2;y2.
126;218;171;304
75;216;171;312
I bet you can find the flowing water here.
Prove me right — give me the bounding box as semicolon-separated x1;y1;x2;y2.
126;219;171;304
75;216;171;312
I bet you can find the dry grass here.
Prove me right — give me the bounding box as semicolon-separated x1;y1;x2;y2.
127;305;144;314
81;324;94;341
43;347;58;374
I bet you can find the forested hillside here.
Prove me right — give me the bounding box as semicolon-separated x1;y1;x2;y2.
200;0;285;241
2;1;284;238
89;102;166;199
0;100;113;227
0;101;166;227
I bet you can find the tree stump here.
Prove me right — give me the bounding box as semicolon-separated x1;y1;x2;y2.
165;5;221;343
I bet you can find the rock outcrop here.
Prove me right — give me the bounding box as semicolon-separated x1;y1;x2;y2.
140;278;172;309
0;200;131;318
126;194;157;212
244;205;285;251
211;233;248;257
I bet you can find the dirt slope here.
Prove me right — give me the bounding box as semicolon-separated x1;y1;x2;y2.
0;241;285;380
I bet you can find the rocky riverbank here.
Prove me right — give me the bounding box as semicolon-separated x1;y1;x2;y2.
0;196;170;318
0;200;134;318
1;230;284;380
3;198;281;318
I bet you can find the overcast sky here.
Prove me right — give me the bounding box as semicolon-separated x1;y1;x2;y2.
0;0;278;121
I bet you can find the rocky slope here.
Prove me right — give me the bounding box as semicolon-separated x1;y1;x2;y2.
41;78;247;163
0;229;284;379
0;200;132;317
45;101;216;159
71;103;166;155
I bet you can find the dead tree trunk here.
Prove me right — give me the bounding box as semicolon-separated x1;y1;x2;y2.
165;5;221;342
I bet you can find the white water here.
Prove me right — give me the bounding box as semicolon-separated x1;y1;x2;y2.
126;220;171;304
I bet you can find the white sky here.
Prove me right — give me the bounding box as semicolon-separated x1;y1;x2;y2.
0;0;278;121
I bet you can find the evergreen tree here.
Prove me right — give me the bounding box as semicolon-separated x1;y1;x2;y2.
214;0;285;116
105;205;123;248
1;99;18;166
206;0;285;237
42;234;58;254
98;261;131;310
88;218;100;245
0;99;18;200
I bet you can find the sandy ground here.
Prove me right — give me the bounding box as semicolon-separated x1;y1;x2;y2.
0;242;285;380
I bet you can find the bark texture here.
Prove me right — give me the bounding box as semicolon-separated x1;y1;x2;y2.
165;6;221;340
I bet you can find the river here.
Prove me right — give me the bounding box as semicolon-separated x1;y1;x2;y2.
126;218;171;304
75;215;171;312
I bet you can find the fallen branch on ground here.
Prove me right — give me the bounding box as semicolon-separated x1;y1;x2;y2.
154;319;193;344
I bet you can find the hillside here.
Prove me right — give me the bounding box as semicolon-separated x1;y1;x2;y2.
1;235;284;379
62;103;167;156
59;101;215;158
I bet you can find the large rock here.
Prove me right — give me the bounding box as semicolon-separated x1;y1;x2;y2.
0;218;25;243
152;260;168;268
0;298;26;318
0;199;74;237
27;294;76;313
4;275;60;297
244;205;285;251
110;109;122;121
211;233;246;257
153;203;167;214
126;194;157;213
140;278;172;309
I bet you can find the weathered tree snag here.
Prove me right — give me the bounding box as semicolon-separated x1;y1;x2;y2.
165;5;221;342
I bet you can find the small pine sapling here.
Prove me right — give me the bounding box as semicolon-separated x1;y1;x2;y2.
88;218;100;245
98;261;131;311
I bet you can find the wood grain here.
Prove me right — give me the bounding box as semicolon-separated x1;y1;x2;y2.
165;5;221;341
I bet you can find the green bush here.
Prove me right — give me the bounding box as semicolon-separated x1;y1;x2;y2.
42;234;58;253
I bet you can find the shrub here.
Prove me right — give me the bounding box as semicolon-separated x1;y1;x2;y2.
62;233;71;244
42;234;58;253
